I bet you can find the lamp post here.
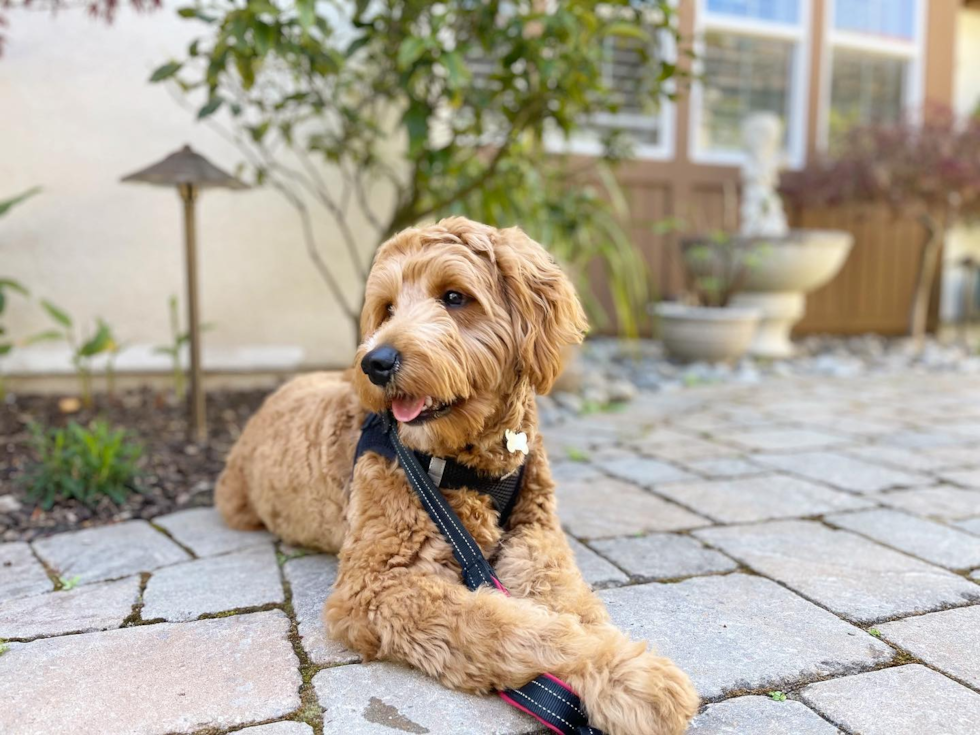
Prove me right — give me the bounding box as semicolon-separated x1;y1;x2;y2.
122;145;248;442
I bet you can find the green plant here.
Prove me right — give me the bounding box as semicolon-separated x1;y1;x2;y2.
0;639;7;656
153;295;212;400
59;575;81;591
869;628;882;638
158;0;687;341
565;447;590;463
0;278;30;401
35;302;119;408
20;421;144;510
0;187;42;400
768;691;786;702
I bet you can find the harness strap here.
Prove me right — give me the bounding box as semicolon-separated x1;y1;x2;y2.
382;413;604;735
356;412;523;526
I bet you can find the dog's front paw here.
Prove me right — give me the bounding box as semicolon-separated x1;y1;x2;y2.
574;640;699;735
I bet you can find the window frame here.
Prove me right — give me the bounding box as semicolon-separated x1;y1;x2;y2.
544;5;678;161
817;0;928;151
688;0;812;169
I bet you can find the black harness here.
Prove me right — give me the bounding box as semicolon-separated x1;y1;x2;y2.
355;412;525;526
353;412;604;735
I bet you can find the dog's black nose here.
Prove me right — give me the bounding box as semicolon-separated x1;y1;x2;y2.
361;345;400;386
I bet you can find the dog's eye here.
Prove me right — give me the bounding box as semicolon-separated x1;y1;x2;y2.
441;291;468;309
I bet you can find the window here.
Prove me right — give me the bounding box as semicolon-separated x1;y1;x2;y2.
580;27;674;155
823;0;924;148
467;11;677;159
692;0;809;166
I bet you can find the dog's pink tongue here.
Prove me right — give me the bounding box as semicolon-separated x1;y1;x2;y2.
392;396;427;423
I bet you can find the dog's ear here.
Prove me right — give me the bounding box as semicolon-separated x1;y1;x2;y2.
493;226;588;394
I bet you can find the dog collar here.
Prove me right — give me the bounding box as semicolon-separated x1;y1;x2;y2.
353;412;526;526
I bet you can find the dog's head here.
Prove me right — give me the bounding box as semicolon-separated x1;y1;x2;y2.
353;217;587;453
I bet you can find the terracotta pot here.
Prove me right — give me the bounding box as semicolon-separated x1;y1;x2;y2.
654;302;761;362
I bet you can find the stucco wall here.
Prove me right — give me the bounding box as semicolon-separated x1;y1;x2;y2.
1;4;388;377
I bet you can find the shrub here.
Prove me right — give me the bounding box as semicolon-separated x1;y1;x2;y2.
158;0;687;340
780;109;980;345
21;421;144;510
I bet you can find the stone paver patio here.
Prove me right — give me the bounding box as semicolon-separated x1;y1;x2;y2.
2;372;980;734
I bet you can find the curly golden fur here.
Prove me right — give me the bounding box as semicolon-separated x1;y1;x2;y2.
215;217;699;734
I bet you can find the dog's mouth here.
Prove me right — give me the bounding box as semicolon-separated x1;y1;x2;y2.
390;394;459;425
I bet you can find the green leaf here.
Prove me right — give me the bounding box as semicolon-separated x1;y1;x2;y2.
41;300;72;329
23;330;64;345
346;34;371;58
79;321;113;357
296;0;314;29
0;187;42;218
149;61;182;83
397;37;427;71
198;96;224;119
441;51;470;90
601;23;649;42
402;101;429;156
0;344;12;356
0;278;29;297
253;23;276;55
248;121;270;143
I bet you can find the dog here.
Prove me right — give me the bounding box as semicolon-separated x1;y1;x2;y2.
215;217;699;734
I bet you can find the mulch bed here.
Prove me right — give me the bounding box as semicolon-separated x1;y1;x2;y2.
1;387;275;543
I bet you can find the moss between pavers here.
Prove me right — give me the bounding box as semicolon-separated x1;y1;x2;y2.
278;545;328;735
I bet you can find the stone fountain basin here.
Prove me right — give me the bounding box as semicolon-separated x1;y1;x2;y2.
737;230;854;293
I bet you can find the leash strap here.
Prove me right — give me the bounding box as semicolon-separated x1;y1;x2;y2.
383;414;604;735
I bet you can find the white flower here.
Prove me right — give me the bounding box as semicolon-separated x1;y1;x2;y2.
505;429;529;455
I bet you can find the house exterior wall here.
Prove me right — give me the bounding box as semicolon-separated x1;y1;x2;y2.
605;0;958;336
0;1;968;384
1;4;387;378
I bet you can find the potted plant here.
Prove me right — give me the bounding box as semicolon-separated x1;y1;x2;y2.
654;230;762;362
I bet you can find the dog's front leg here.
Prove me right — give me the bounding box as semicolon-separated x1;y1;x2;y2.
493;450;611;624
326;568;695;735
494;515;611;625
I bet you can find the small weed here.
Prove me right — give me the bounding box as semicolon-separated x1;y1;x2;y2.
565;447;590;463
683;373;715;388
768;691;786;702
59;575;81;591
868;628;882;638
0;639;8;656
20;420;143;510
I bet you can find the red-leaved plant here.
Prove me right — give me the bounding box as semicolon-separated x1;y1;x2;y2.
781;107;980;345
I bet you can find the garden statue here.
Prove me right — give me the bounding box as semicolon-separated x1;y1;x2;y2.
739;112;789;239
727;113;853;358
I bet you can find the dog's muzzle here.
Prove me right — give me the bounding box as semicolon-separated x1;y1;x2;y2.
361;345;400;386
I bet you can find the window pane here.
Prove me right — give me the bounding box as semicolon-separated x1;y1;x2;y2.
591;34;663;145
834;0;916;40
706;0;800;25
699;32;794;153
829;50;906;145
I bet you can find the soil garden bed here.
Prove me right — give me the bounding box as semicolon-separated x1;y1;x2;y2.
1;388;273;542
